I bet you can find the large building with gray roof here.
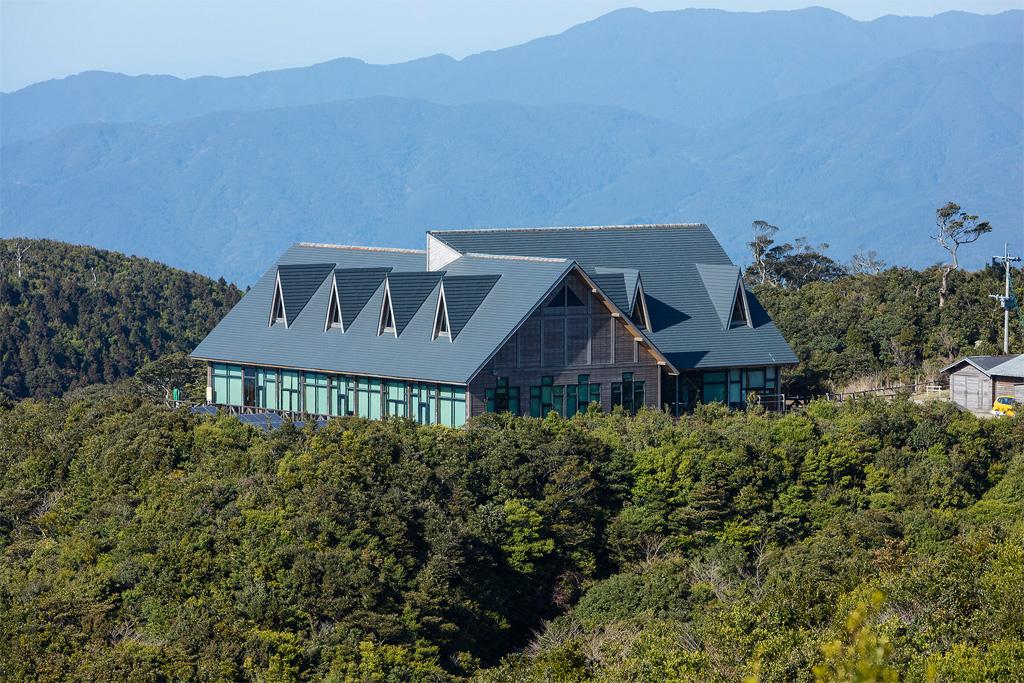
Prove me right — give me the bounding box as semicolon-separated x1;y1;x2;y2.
190;224;797;426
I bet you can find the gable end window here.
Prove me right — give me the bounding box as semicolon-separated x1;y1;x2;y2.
630;281;652;330
326;281;343;330
379;281;396;336
546;284;584;309
433;285;451;340
730;285;751;328
270;275;287;326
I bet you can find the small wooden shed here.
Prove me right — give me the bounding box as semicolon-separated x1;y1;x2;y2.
943;355;1024;412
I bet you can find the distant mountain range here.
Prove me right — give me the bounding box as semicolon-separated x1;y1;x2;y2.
2;7;1021;283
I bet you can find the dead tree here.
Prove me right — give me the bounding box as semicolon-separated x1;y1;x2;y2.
11;240;32;279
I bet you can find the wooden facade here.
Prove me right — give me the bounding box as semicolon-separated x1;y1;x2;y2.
469;271;663;416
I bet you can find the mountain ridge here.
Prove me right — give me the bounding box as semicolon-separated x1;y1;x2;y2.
2;7;1020;143
1;8;1020;282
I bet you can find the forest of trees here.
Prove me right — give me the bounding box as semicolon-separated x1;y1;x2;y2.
742;215;1022;395
755;263;1023;395
0;239;242;400
1;232;1021;680
0;387;1020;681
3;235;1020;403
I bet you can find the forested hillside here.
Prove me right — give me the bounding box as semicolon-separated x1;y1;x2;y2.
0;239;242;399
756;264;1024;394
1;390;1020;681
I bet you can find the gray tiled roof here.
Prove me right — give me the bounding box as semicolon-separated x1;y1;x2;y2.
989;355;1024;378
277;263;335;326
335;267;391;330
387;271;445;335
430;224;798;369
443;275;501;339
589;272;629;311
191;244;572;384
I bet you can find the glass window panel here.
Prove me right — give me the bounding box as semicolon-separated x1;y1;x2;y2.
211;363;244;406
357;377;381;419
729;381;742;405
703;381;726;404
703;371;726;384
438;385;466;427
385;380;407;418
566;384;577;417
212;364;227;405
303;372;329;415
452;387;466;427
509;387;520;415
546;286;566;308
280;370;300;412
633;381;645;412
257;368;278;410
412;383;437;424
332;376;352;416
747;369;765;389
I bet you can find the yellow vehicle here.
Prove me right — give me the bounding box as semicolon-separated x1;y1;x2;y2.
992;396;1018;417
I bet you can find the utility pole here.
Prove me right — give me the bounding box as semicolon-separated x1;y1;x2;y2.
989;243;1021;354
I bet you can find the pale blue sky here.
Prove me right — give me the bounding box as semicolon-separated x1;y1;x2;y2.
2;0;1021;91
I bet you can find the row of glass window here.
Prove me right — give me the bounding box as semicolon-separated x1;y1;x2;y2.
484;373;644;418
701;366;778;405
661;366;779;416
210;364;466;427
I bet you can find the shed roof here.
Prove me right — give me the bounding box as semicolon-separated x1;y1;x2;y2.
987;355;1024;379
941;354;1021;376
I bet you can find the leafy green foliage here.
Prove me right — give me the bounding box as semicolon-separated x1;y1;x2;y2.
0;239;242;399
757;264;1024;394
1;389;1021;681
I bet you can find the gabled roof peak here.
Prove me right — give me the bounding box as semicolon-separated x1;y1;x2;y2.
431;223;706;238
298;242;426;255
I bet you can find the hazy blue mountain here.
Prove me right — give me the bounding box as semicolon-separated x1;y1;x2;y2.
4;40;1019;284
1;98;692;280
2;7;1021;143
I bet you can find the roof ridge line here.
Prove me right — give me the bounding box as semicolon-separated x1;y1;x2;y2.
462;252;568;263
431;223;706;236
298;242;426;254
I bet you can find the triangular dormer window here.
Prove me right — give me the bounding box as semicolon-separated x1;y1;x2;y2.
325;278;343;331
630;281;651;330
378;280;396;336
730;283;751;328
270;274;287;327
433;284;451;340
